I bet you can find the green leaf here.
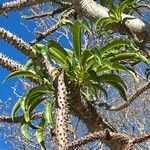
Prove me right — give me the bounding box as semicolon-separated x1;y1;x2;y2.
81;18;91;33
24;59;33;70
73;20;82;59
108;52;150;65
32;43;45;54
28;122;40;130
91;47;102;63
96;17;113;30
91;83;108;97
44;100;54;128
96;17;111;28
85;55;97;70
11;97;22;120
47;40;69;57
46;40;69;64
63;56;72;72
61;18;73;26
80;50;93;67
5;70;40;81
24;97;45;122
98;74;127;90
97;63;127;73
21;117;30;139
106;81;127;101
100;38;132;53
88;70;99;82
24;86;48;110
36;118;46;150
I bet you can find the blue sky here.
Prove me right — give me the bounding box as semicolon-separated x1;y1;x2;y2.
0;1;36;149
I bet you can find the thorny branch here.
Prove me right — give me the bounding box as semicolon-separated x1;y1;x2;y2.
0;112;43;123
24;5;70;20
0;0;49;14
0;27;57;78
109;82;150;111
30;8;75;45
92;82;150;111
67;129;150;150
30;20;61;45
0;52;23;71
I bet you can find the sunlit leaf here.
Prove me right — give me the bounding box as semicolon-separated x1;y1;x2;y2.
44;100;54;128
36;118;46;150
21;117;30;139
98;74;127;90
73;20;82;59
5;70;40;81
100;38;132;53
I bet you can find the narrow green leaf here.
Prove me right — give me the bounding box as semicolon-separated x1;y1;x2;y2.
32;43;45;54
24;97;44;122
98;74;127;90
96;17;111;28
11;97;22;120
48;47;66;64
91;83;108;97
85;55;96;70
5;70;40;81
24;86;48;110
106;81;127;101
36;118;46;150
100;38;132;53
44;100;54;128
81;18;91;33
91;47;102;63
47;40;69;57
97;63;127;73
45;40;70;65
108;52;150;65
21;118;30;139
73;20;82;59
80;50;93;67
24;59;33;70
88;70;99;82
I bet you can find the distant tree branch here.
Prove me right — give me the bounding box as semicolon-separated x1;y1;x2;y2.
68;129;150;150
0;112;43;123
0;28;35;57
1;0;150;44
67;130;105;149
30;8;74;45
24;5;70;20
67;129;134;150
30;20;61;45
109;82;150;111
137;3;150;10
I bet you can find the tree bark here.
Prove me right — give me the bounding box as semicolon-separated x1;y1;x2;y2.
74;0;150;43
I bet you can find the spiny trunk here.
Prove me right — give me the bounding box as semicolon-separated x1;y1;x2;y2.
55;70;70;150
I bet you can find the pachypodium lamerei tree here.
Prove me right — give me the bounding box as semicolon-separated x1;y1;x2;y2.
0;0;150;150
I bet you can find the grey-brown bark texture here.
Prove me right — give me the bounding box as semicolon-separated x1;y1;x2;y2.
54;70;70;150
74;0;150;43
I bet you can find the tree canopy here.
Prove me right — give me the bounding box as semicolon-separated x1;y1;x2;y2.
0;0;150;150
